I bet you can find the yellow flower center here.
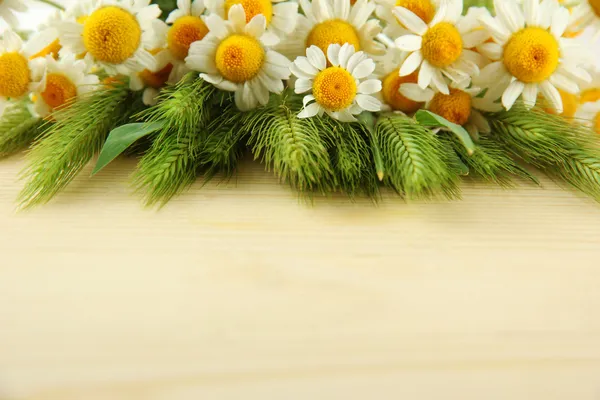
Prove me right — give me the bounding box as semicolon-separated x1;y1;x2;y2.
396;0;435;23
421;22;463;68
544;90;578;118
140;63;174;89
224;0;273;24
82;6;141;64
381;69;423;113
168;16;210;61
312;67;357;111
30;39;62;60
215;34;265;83
306;19;361;55
594;112;600;134
589;0;600;17
580;89;600;104
40;73;78;111
0;52;30;98
428;88;472;126
503;27;559;84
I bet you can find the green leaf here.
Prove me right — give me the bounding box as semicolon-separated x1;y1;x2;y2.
92;121;165;175
415;110;476;156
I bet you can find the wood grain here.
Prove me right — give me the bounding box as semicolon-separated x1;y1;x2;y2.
1;153;600;400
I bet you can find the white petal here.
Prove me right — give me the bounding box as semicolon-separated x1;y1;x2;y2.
351;59;375;79
306;46;326;70
540;80;562;114
394;34;422;52
399;51;422;76
502;80;525;110
295;57;319;75
358;79;381;95
400;83;434;102
523;0;539;26
356;94;381;112
338;43;355;69
295;78;313;94
392;6;428;36
522;83;538;108
228;4;247;32
298;102;321;118
418;59;434;88
327;43;341;66
462;30;489;49
549;73;578;94
477;42;503;61
246;14;267;37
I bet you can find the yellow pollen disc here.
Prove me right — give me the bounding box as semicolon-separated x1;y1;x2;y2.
41;73;78;111
168;16;209;60
503;27;559;84
215;34;265;83
306;19;361;55
312;67;357;111
421;22;463;68
428;88;472;126
0;52;30;98
140;63;174;89
381;69;423;113
589;0;600;17
580;88;600;104
30;39;62;60
396;0;435;23
224;0;273;24
83;6;141;64
544;90;577;118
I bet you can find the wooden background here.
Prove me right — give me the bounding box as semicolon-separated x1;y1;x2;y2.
1;152;600;399
2;1;600;398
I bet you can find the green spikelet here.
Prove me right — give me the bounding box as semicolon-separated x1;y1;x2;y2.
489;104;600;200
132;77;217;206
18;83;131;208
245;91;335;193
375;113;460;199
445;135;538;187
0;101;43;157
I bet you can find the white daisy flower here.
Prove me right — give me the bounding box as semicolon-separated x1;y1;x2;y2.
0;0;26;28
291;43;382;122
476;0;592;113
148;0;209;85
275;0;384;61
30;54;100;118
185;5;291;111
0;30;45;116
129;50;174;105
400;79;502;138
376;0;439;38
393;0;488;95
205;0;299;45
58;0;162;75
574;100;600;134
570;0;600;38
373;47;424;113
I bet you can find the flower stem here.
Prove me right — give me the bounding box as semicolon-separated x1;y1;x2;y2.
34;0;65;11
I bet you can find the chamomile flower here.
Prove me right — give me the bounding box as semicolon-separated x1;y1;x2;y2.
574;100;600;134
185;5;291;111
375;47;424;113
275;0;384;61
0;0;26;28
0;30;45;116
30;54;100;118
129;50;173;105
476;0;592;113
58;0;162;75
148;0;209;85
291;44;382;122
393;0;487;95
377;0;439;38
205;0;299;45
400;80;502;137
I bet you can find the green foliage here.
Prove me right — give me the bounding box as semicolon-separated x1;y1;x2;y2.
416;110;476;155
93;121;166;175
463;0;494;13
375;113;460;199
489;104;600;200
445;134;537;187
0;101;43;158
245;92;335;193
152;0;178;19
132;77;218;206
18;83;132;208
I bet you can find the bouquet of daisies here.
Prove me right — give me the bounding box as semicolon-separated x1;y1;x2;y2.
1;0;600;208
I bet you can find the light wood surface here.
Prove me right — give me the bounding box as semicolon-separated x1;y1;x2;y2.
1;153;600;400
